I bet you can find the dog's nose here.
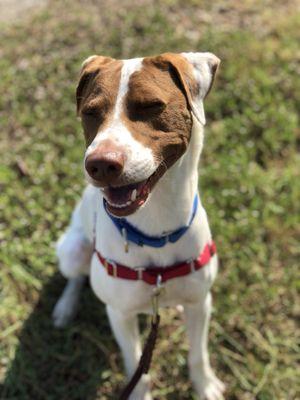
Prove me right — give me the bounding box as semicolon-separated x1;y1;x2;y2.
85;151;125;184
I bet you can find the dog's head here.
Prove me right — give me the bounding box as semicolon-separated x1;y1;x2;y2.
77;52;219;217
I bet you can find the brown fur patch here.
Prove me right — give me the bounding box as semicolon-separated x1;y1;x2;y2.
155;52;200;104
76;56;123;146
122;54;195;170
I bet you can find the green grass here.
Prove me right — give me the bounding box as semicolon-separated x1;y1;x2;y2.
0;1;299;399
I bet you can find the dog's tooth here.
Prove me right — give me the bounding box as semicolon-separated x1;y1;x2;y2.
131;189;137;202
109;202;120;208
108;200;132;209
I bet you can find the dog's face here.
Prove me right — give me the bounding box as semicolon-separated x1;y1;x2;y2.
76;52;219;217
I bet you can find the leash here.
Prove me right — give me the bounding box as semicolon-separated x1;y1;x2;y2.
118;276;164;400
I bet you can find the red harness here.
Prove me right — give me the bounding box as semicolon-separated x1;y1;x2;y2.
95;241;216;285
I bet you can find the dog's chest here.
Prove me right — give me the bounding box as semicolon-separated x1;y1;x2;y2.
89;252;217;313
85;192;216;313
93;192;211;268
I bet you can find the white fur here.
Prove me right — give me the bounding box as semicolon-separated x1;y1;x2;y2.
181;52;220;125
54;55;225;400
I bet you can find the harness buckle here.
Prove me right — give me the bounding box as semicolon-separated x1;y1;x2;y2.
151;274;163;323
107;259;118;277
189;259;196;273
103;259;108;270
156;274;163;288
134;266;145;280
152;274;165;297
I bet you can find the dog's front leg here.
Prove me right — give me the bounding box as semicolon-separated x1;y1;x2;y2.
53;200;93;327
52;275;87;328
185;292;225;400
106;306;152;400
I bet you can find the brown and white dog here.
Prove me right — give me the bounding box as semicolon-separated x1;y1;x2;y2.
53;52;225;400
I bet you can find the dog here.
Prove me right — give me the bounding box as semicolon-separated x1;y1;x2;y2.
52;52;225;400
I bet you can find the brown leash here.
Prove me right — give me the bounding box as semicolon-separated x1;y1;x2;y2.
118;314;160;400
118;276;164;400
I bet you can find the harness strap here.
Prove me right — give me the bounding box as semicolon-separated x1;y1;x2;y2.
95;241;216;285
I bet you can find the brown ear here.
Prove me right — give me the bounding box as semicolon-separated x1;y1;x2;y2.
76;55;113;114
157;52;220;125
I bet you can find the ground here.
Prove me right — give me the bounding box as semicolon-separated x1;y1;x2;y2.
0;0;299;399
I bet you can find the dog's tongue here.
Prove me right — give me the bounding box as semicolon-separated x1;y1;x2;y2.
103;181;146;205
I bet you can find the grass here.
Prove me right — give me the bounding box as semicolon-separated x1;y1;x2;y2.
0;0;299;399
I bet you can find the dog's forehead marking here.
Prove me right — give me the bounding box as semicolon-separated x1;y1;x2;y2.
85;58;143;152
113;58;143;120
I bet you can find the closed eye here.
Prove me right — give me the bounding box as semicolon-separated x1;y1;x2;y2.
81;106;101;117
133;99;167;113
81;94;110;118
141;100;166;109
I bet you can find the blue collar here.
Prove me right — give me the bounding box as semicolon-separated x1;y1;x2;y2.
103;194;198;248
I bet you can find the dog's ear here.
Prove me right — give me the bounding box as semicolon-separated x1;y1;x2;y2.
160;52;220;125
76;55;113;114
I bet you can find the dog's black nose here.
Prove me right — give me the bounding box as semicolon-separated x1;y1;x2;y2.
85;149;125;185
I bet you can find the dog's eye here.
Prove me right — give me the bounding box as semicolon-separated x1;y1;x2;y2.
134;99;166;114
81;107;100;118
140;100;166;111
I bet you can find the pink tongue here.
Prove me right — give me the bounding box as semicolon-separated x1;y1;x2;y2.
104;182;145;204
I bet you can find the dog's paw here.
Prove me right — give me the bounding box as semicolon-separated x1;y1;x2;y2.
52;295;78;328
194;371;225;400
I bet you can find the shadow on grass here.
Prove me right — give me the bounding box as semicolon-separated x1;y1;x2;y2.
1;273;121;400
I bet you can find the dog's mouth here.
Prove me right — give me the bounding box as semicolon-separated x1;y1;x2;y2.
102;166;164;217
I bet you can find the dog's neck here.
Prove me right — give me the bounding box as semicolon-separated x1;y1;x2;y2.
126;117;204;236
